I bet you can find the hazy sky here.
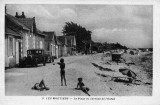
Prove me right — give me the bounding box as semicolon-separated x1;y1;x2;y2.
6;4;153;48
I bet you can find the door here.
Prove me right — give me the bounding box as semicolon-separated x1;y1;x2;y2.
51;44;53;56
19;41;21;61
16;41;19;64
5;37;9;67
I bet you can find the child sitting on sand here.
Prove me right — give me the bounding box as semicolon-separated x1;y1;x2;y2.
76;77;90;96
32;79;49;91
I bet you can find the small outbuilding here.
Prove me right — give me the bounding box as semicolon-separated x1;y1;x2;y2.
112;53;122;62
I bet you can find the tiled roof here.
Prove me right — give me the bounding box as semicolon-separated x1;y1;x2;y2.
43;31;55;41
6;14;29;31
36;29;47;37
5;26;21;37
17;18;34;30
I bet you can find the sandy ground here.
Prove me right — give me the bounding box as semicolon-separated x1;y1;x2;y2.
5;53;152;96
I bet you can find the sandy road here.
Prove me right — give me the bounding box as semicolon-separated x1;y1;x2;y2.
5;54;111;96
5;53;152;96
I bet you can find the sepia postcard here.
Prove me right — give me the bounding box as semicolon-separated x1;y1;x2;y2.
0;0;160;105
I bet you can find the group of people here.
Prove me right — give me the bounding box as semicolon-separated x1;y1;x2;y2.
32;58;90;96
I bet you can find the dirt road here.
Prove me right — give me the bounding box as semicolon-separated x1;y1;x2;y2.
5;53;152;96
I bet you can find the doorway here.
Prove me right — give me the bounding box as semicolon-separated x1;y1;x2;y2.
16;40;21;65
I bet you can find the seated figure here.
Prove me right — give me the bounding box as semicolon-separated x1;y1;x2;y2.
32;80;49;91
76;77;90;96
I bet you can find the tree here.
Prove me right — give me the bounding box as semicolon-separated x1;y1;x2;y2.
62;22;92;52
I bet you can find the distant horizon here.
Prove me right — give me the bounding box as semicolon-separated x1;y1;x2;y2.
92;41;153;49
6;4;153;48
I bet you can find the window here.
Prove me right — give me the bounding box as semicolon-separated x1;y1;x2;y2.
26;35;29;50
40;41;43;49
8;37;14;56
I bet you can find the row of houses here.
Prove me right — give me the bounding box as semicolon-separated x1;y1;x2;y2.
5;12;76;68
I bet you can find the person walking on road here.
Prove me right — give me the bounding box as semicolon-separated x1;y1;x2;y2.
57;58;67;86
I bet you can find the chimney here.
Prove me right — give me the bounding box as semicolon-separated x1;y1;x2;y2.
21;11;26;18
15;12;18;18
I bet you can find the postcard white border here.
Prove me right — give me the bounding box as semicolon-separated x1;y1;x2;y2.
0;0;160;105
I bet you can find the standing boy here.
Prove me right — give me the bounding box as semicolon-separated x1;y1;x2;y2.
57;58;67;86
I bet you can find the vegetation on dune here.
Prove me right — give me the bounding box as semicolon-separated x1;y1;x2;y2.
132;53;153;79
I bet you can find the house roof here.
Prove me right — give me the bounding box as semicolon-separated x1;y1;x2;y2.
17;18;34;30
6;13;46;38
36;29;47;37
56;39;63;45
43;31;56;41
5;14;29;31
5;26;21;37
16;17;38;34
17;17;46;37
57;36;66;45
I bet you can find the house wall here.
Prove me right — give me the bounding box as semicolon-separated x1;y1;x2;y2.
63;45;68;56
22;32;35;57
35;35;45;49
55;45;64;58
44;40;56;57
50;44;56;57
56;45;59;58
45;37;56;57
44;41;49;51
15;32;45;59
67;47;72;56
53;44;56;57
60;46;64;57
5;35;21;67
5;36;9;67
52;39;56;57
35;35;39;49
65;36;76;56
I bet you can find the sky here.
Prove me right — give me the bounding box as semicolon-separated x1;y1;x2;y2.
6;4;153;48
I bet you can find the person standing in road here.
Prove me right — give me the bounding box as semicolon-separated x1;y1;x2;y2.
57;58;67;86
